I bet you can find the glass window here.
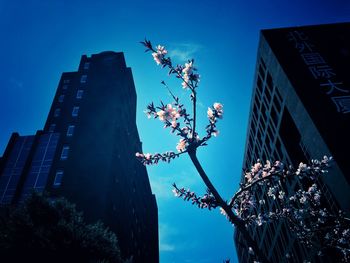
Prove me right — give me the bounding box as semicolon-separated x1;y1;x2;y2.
80;75;87;83
275;88;283;103
271;106;278;127
66;125;75;137
258;64;265;79
76;89;84;99
84;62;90;70
60;145;69;160
49;124;56;133
273;93;282;113
53;170;63;187
72;106;80;117
54;108;61;117
265;87;272;103
58;94;65;103
257;75;263;93
267;72;273;90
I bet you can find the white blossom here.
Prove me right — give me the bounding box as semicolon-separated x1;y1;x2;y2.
278;191;285;199
296;162;309;175
299;196;307;204
152;45;167;65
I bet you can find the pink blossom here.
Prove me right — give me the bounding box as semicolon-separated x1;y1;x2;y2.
165;104;179;119
188;132;200;142
214;103;224;118
157;104;180;122
156;45;167;55
212;130;220;137
171;120;177;128
135;152;143;158
213;102;223;111
245;172;253;182
172;188;180;197
181;127;189;134
220;207;228;217
182;61;194;75
144;153;152;160
207;107;214;118
157;110;166;121
182;74;190;89
152;53;163;65
176;139;186;152
251;162;262;173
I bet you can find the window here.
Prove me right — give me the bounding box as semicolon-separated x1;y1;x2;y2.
80;75;87;83
267;72;273;90
60;145;70;160
72;106;80;117
53;170;64;187
54;108;61;117
257;75;263;93
76;89;84;99
58;94;65;103
258;64;265;79
49;124;56;132
273;93;282;113
63;79;70;84
270;106;278;127
83;62;90;70
66;125;75;137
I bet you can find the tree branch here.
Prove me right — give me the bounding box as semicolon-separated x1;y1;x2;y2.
229;171;284;207
187;150;269;263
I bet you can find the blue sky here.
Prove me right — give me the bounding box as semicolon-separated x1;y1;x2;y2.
0;0;349;262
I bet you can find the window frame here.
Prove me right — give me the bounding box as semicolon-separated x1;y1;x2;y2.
48;124;56;132
72;106;80;117
58;94;65;103
53;170;64;187
54;108;61;117
66;125;75;137
60;145;70;160
76;89;84;99
80;75;87;83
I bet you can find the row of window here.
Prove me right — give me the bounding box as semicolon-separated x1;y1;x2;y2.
52;145;70;188
51;68;89;189
58;89;84;103
54;106;80;118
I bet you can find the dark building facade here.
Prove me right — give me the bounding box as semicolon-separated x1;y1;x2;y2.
0;52;159;262
234;23;350;262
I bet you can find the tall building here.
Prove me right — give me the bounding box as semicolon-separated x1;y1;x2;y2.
0;51;159;262
234;23;350;262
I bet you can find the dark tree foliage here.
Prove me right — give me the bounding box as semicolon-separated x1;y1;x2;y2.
0;193;123;263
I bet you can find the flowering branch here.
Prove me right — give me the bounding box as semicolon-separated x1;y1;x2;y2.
172;183;218;210
138;39;268;263
138;39;223;160
135;151;187;165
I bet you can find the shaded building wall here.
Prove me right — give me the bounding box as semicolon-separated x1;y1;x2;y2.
235;23;350;263
43;52;159;263
0;52;159;262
